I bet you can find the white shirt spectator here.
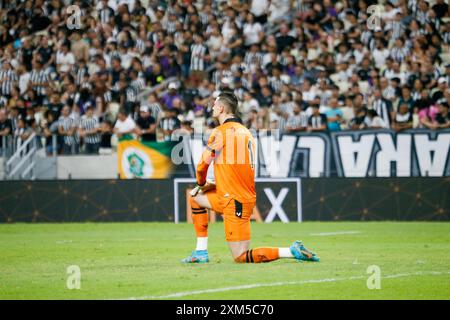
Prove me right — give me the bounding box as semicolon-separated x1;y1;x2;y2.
384;70;407;84
302;88;317;102
243;22;263;46
19;71;30;95
56;50;75;73
365;115;388;128
240;98;260;121
114;116;136;134
268;0;290;23
251;0;269;17
372;48;390;69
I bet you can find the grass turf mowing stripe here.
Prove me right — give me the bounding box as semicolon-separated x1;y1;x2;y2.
309;231;362;236
119;270;450;300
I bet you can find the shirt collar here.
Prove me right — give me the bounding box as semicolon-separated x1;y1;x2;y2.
223;117;243;124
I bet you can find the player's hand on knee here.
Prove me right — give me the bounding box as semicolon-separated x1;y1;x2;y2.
190;180;216;197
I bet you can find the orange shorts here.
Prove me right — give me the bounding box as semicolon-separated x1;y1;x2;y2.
206;190;255;242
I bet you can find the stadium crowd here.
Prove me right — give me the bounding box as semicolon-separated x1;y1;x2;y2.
0;0;450;155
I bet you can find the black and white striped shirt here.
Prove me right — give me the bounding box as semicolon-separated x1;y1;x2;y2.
30;69;50;96
199;12;209;26
146;102;162;120
269;77;283;93
444;32;450;45
211;69;232;87
308;114;327;129
390;46;409;62
131;78;145;93
411;90;421;101
99;6;114;24
382;86;397;100
72;65;88;86
244;51;264;69
390;21;405;40
135;38;146;53
361;30;372;48
79;115;100;144
0;69;18;96
165;20;178;34
160;116;181;141
372;98;392;127
415;9;429;26
190;44;208;71
408;0;418;16
125;87;137;103
286;112;308;130
294;0;310;13
58;116;77;146
104;90;112;103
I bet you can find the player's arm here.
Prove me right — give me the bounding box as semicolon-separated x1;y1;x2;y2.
191;129;223;196
196;128;223;186
191;148;216;197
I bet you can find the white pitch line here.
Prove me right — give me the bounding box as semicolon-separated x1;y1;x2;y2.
118;270;450;300
310;231;362;236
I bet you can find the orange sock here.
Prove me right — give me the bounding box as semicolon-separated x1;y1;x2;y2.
234;248;280;263
190;196;208;237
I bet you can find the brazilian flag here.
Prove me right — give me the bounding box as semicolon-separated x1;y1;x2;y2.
118;137;177;179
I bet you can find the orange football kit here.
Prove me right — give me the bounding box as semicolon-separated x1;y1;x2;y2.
190;118;279;262
196;118;256;242
188;117;320;263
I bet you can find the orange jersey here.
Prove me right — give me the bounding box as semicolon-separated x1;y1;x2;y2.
196;118;256;204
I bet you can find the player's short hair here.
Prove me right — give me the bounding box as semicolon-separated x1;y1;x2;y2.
217;92;238;115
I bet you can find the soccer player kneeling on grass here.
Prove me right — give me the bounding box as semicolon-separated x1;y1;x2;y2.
182;92;320;264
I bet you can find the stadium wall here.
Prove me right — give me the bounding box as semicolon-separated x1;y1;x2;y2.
57;154;118;179
0;178;447;223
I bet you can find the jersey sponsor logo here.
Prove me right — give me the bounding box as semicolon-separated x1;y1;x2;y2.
235;200;243;218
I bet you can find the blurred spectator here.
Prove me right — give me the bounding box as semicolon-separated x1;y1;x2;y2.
58;105;78;155
370;89;394;128
162;82;182;110
160;108;181;141
113;109;136;140
308;105;327;132
285;102;308;133
78;105;101;154
435;102;450;129
393;103;413;132
245;109;260;130
324;98;343;131
349;107;368;130
99;121;113;155
0;60;18;98
0;108;12;151
365;109;388;129
173;120;194;140
56;41;75;76
422;100;450;129
29;60;51;106
136;105;157;142
41;110;59;156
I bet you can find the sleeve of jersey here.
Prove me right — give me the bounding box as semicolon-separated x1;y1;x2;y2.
196;129;223;186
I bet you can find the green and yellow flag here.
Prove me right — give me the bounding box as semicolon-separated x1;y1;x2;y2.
118;138;176;179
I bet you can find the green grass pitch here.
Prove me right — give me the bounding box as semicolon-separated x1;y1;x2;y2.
0;222;449;300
